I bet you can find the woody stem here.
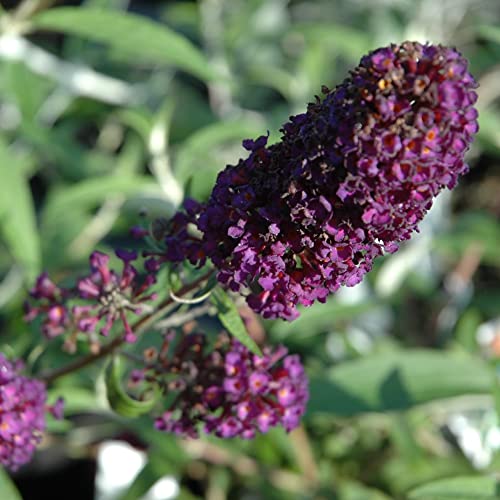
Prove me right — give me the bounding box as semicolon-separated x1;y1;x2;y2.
40;269;215;384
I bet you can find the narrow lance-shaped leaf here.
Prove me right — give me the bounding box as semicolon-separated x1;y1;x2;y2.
408;475;500;500
0;467;22;500
175;121;264;181
41;175;166;230
210;287;262;356
31;7;216;82
105;356;158;418
0;137;41;283
477;25;500;45
308;350;493;417
119;453;169;500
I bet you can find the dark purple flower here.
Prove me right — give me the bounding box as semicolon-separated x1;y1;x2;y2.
193;41;478;320
47;397;65;420
130;225;149;240
128;369;145;386
26;251;158;346
143;198;206;271
0;354;47;471
24;273;70;339
147;332;308;439
73;250;157;342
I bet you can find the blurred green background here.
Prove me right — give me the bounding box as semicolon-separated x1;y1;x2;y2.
1;0;500;498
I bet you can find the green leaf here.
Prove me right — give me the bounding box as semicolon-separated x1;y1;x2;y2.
408;476;500;499
308;350;493;416
5;62;53;121
119;453;169;500
476;108;500;157
382;455;473;495
175;121;262;181
105;356;159;418
135;418;188;466
40;175;168;265
246;65;297;101
270;298;377;339
174;120;263;198
0;467;22;500
117;108;154;142
48;386;100;415
20;120;114;181
84;0;128;8
210;287;262;356
40;170;157;216
114;133;145;176
339;480;392;500
478;25;500;45
292;23;372;59
434;211;500;268
32;7;215;81
177;488;202;500
455;309;482;353
0;137;41;283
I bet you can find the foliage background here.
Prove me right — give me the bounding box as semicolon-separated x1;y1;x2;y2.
1;0;500;498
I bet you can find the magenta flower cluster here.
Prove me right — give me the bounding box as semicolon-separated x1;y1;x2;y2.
25;250;157;348
14;41;478;469
0;354;47;471
158;42;478;320
140;332;308;439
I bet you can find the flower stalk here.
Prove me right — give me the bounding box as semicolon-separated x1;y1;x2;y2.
40;269;215;384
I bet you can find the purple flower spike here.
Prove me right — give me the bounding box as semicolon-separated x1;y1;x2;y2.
192;41;478;320
149;332;308;439
0;354;47;471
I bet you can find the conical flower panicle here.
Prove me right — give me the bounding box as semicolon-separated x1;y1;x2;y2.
137;332;308;438
197;42;478;320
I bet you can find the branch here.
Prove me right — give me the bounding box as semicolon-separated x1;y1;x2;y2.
41;269;215;384
155;302;213;329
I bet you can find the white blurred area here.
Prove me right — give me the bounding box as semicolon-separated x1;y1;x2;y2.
95;441;179;500
448;410;500;469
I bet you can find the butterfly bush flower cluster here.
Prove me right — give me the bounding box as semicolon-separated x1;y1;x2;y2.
0;354;63;471
25;250;157;349
12;41;478;470
154;41;478;320
131;332;308;439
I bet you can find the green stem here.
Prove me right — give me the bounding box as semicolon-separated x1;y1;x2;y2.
12;0;58;21
40;269;215;384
